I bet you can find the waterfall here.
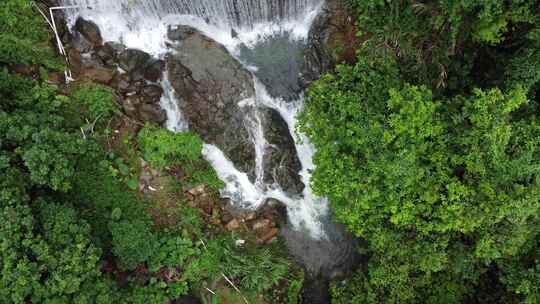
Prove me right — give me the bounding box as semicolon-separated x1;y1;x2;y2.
60;0;330;240
61;0;322;29
61;0;322;55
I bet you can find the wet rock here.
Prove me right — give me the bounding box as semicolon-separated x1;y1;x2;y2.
226;218;241;231
261;108;304;194
95;43;119;66
142;84;164;102
126;80;146;96
118;48;150;72
97;42;126;66
70;31;94;53
281;217;361;278
122;96;140;118
258;228;279;244
266;198;283;207
118;48;151;80
68;48;83;76
166;26;256;177
302;278;331;304
243;211;257;221
252;219;272;231
107;42;126;54
303;0;360;83
167;25;196;41
221;213;233;224
82;67;115;84
139;103;167;124
116;77;132;94
144;59;165;82
74;18;103;48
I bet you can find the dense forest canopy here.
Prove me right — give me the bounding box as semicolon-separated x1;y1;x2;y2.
1;0;540;303
300;0;540;303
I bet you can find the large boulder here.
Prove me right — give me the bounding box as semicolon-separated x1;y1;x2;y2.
82;67;115;85
139;103;167;124
166;25;256;177
303;0;360;83
261;109;304;195
74;18;103;48
117;49;164;82
95;42;125;66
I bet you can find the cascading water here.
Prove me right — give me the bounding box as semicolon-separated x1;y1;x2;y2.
61;0;357;286
62;0;320;29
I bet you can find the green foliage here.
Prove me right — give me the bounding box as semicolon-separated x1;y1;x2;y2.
301;57;540;302
498;240;540;304
331;272;376;304
67;144;151;247
0;70;87;191
72;84;118;125
188;236;291;294
138;124;203;169
286;270;304;304
0;0;62;69
110;219;159;270
137;124;224;190
186;161;226;191
505;30;540;94
149;236;199;272
0;201;116;304
348;0;540;90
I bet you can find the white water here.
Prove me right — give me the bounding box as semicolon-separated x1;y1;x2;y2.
62;0;328;239
159;73;188;132
62;0;320;29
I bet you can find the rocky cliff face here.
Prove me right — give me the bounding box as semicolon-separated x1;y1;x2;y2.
166;25;257;178
166;26;304;194
304;0;360;82
261;108;304;194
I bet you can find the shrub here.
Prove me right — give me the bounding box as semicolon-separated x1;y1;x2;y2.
137;124;203;170
0;0;62;68
300;56;540;302
186;236;290;294
72;84;118;123
286;270;304;304
110;219;158;270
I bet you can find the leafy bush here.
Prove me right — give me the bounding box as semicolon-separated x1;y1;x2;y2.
186;236;290;294
0;70;87;191
0;201;116;303
68;144;151;246
110;219;159;270
348;0;539;90
137;124;203;169
72;84;118;123
185;161;225;190
0;0;62;68
286;270;304;304
300;56;540;302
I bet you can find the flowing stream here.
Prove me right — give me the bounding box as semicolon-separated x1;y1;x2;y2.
61;0;357;285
